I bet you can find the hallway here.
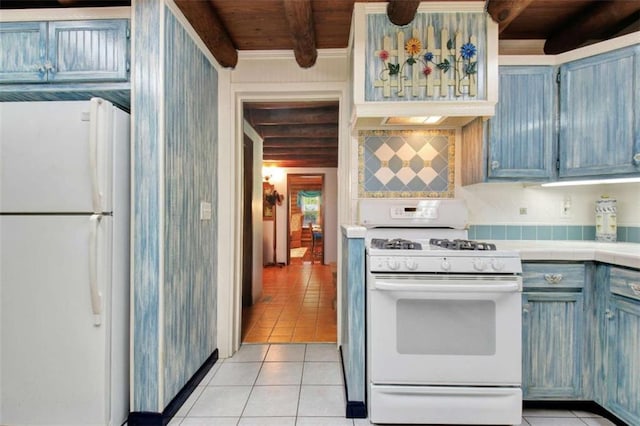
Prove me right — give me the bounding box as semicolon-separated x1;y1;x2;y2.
242;264;337;343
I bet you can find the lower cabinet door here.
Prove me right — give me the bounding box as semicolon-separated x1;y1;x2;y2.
522;292;583;399
605;296;640;426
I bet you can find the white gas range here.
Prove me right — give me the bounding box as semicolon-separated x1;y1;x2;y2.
360;199;523;425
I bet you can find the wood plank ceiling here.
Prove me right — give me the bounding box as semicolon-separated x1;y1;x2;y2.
4;0;638;168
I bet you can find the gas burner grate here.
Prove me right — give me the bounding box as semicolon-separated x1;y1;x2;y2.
371;238;422;250
429;238;497;251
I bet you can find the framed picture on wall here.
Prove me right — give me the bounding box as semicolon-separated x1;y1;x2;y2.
263;182;275;220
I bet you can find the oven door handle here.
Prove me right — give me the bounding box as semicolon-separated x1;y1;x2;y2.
373;281;521;293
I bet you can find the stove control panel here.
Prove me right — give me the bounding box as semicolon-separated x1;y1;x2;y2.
368;255;522;274
389;206;438;219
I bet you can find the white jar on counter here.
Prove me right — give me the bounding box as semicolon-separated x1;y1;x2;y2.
595;196;617;242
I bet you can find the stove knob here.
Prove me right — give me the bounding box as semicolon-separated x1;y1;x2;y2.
405;259;418;270
473;258;486;271
440;259;451;272
491;258;505;271
387;259;400;270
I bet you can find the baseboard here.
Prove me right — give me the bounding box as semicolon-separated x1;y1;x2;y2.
346;400;367;418
128;348;219;426
524;400;628;426
339;345;367;419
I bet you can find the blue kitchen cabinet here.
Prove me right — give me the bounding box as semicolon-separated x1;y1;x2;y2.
0;22;47;82
603;267;640;426
522;263;585;399
559;45;640;178
487;66;556;180
0;20;129;83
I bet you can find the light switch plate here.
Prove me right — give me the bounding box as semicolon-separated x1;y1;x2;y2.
200;201;212;220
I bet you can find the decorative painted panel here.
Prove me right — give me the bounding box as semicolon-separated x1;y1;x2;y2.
0;22;46;82
132;0;162;412
560;45;640;178
365;12;486;101
488;66;555;180
340;233;365;407
522;292;583;399
163;7;218;408
359;129;454;198
48;20;129;82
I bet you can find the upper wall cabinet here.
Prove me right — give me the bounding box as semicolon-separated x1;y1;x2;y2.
488;66;556;180
0;20;130;84
559;45;640;178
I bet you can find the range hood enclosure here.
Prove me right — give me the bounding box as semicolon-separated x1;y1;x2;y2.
351;2;498;128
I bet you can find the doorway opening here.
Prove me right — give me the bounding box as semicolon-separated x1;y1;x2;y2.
287;174;324;265
240;101;339;344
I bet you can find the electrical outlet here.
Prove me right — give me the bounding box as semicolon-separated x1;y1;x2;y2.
560;198;572;218
519;207;527;215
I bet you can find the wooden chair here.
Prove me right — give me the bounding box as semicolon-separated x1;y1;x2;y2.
290;213;302;248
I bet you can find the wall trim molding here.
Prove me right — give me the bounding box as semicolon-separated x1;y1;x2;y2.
128;349;219;426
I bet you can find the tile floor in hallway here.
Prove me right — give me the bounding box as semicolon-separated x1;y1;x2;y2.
168;343;618;426
242;264;337;343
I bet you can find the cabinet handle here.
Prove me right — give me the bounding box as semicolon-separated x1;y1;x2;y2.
605;309;615;320
544;273;563;284
44;61;55;75
629;282;640;296
490;160;500;170
633;153;640;166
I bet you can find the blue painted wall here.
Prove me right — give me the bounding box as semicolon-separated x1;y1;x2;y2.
163;8;218;408
132;1;218;412
132;0;161;411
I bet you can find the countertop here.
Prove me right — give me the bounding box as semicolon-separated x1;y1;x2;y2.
341;224;639;269
490;240;640;269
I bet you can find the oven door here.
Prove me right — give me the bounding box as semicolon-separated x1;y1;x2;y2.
368;273;522;386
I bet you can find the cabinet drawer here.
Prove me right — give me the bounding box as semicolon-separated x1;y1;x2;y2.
522;263;585;289
610;266;640;302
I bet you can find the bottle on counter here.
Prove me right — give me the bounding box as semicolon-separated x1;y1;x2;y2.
595;196;617;242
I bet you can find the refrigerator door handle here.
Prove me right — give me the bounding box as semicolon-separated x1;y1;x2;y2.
89;98;104;213
89;214;103;326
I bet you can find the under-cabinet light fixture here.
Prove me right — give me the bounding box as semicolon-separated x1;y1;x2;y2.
541;177;640;187
382;116;444;125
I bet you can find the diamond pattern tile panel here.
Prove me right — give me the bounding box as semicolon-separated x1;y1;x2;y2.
359;130;455;198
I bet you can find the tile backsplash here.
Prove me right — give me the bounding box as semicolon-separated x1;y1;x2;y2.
457;180;640;243
468;224;640;243
359;129;455;198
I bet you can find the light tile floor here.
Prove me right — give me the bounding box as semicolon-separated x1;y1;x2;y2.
170;344;618;426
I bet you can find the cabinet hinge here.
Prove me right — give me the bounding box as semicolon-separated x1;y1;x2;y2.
126;27;131;39
126;60;130;73
556;158;560;171
556;71;561;84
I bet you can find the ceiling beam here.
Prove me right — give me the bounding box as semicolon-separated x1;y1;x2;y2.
283;0;317;68
246;107;338;125
263;138;338;148
386;0;420;26
263;159;338;168
544;2;640;54
486;0;535;34
258;124;338;138
174;0;237;68
263;148;338;159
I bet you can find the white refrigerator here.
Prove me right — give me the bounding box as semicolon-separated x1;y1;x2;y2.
0;98;130;425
